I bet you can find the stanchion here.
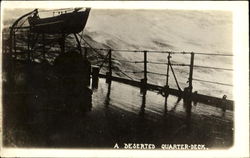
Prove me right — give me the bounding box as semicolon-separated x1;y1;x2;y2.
106;49;112;83
92;66;100;90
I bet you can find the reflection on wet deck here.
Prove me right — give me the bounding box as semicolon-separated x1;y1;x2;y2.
94;79;233;121
3;78;233;149
89;79;233;148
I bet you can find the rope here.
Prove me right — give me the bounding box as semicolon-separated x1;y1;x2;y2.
171;63;190;67
78;35;106;59
98;51;110;70
150;51;191;55
90;47;233;57
111;49;144;53
144;60;232;71
117;69;134;80
169;61;182;91
112;58;144;64
75;36;233;86
147;61;189;66
194;65;233;71
147;61;167;65
78;31;84;47
123;70;144;74
147;71;166;76
77;36;135;80
77;35;114;71
194;52;233;57
193;78;233;86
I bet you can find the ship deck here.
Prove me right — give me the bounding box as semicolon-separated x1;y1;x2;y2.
3;78;233;149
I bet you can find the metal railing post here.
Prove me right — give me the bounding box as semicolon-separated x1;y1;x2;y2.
143;50;147;84
188;52;194;93
106;49;112;83
166;52;171;88
164;52;171;113
140;51;147;93
109;49;112;78
92;66;100;90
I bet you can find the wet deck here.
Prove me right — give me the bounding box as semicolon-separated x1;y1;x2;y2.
3;77;233;149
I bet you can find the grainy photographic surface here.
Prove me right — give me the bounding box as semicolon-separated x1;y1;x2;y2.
0;1;248;157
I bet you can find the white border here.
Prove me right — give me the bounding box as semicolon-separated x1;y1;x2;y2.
0;1;249;157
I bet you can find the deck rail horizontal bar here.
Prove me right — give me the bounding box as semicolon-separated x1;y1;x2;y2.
193;78;233;87
98;73;234;111
85;47;233;57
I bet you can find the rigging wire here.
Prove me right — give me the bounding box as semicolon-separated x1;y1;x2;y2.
123;70;144;74
193;52;233;57
169;62;182;91
98;52;110;70
78;35;107;61
79;35;135;80
193;65;233;71
147;71;166;76
193;78;233;86
92;47;233;57
112;58;144;64
147;61;167;65
71;34;233;86
116;69;135;80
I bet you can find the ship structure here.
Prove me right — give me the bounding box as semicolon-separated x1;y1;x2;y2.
2;8;234;149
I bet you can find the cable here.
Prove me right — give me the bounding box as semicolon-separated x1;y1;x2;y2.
169;62;182;91
147;71;166;76
77;35;106;59
77;36;135;81
98;52;110;70
78;31;84;47
193;78;233;86
123;70;144;74
116;69;134;80
76;35;233;86
112;58;144;64
147;61;167;65
194;52;233;57
132;60;232;71
193;65;233;71
149;50;191;55
171;63;190;67
85;47;233;57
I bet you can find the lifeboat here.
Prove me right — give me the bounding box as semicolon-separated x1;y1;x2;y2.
28;8;91;34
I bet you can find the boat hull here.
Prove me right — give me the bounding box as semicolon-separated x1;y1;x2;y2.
28;8;91;34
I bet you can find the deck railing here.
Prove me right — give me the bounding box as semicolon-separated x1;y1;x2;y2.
3;28;234;111
82;45;234;111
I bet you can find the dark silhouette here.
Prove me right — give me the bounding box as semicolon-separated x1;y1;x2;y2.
53;50;92;113
92;66;100;90
140;89;147;116
105;82;112;108
221;95;227;117
183;87;192;130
